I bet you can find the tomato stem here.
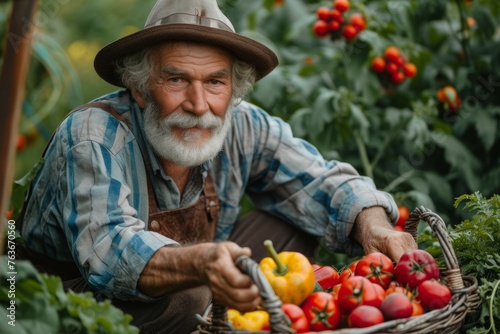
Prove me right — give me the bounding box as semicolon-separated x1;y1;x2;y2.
264;239;288;275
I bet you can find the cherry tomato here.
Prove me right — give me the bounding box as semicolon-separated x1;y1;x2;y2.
301;292;342;331
337;276;383;314
328;20;341;32
349;13;366;31
330;9;343;23
348;305;384;328
355;252;394;289
403;63;417;78
17;135;27;151
371;57;386;73
316;6;331;21
384;46;401;63
380;292;413;320
391;71;406;84
385;62;399;75
342;24;358;40
396;205;410;229
393;249;440;290
313;20;330;37
333;0;350;12
416;279;452;310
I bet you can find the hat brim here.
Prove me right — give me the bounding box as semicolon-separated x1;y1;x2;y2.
94;24;279;87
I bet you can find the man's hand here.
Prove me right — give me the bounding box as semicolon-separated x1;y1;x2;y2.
201;242;261;311
138;241;261;312
351;206;417;262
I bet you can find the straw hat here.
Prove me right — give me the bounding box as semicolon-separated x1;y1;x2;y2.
94;0;279;87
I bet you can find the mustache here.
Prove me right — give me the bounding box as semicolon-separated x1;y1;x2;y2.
161;111;224;129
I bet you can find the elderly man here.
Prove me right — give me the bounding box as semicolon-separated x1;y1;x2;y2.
19;0;416;332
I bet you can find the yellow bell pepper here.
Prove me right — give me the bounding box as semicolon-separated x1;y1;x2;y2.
228;309;270;331
259;240;315;305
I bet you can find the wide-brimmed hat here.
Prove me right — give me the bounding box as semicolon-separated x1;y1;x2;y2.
94;0;279;87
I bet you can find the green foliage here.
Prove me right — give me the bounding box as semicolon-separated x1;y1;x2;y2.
450;192;500;333
0;257;139;334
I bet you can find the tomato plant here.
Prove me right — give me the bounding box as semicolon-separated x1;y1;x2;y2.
301;291;342;331
393;250;440;289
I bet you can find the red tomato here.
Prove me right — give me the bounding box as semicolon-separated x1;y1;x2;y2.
330;283;342;300
336;267;354;285
348;305;384;328
313;265;339;291
411;299;424;316
391;71;406;84
330;9;343;23
282;303;310;333
385;62;399;75
313;20;330;37
355;252;394;289
396;205;410;229
385;281;413;298
328;20;341;32
342;24;358;40
384;46;401;63
393;250;440;290
349;13;366;31
371;57;386;73
316;6;331;21
301;292;341;331
17;135;27;151
403;63;417;78
333;0;350;12
380;292;413;320
416;279;452;310
337;276;383;314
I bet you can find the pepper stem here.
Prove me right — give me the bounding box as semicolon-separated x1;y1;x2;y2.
264;239;288;275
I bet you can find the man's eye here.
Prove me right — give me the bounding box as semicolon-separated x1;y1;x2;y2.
209;79;222;85
169;77;182;83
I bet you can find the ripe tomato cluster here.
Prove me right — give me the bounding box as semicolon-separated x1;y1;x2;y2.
371;46;417;85
229;249;452;332
312;0;366;41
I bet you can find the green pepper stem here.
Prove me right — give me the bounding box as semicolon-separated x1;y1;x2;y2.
264;239;288;275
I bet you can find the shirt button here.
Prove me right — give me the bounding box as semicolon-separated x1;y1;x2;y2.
150;220;160;231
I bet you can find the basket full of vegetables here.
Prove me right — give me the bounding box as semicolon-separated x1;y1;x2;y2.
196;206;480;333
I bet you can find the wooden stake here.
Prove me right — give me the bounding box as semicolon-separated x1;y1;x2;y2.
0;0;39;254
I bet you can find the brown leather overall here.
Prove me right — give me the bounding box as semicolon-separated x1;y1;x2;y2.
18;101;220;279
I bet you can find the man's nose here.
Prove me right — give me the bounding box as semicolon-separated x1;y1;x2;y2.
183;82;209;115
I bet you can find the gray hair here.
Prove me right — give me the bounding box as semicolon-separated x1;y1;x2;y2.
115;47;257;101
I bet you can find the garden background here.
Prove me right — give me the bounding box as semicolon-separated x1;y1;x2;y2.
1;0;499;333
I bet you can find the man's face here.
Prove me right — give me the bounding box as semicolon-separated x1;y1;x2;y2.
137;42;234;166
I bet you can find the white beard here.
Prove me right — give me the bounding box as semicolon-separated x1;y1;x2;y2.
143;100;233;166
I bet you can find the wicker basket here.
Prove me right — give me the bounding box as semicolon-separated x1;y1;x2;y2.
196;206;480;334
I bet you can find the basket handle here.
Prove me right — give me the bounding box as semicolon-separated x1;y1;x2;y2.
208;255;295;333
403;206;465;291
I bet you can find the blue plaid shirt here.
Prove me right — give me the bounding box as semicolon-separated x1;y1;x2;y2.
21;89;398;300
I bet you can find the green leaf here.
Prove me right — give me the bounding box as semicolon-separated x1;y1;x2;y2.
473;7;497;39
433;134;481;191
473;108;497;152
